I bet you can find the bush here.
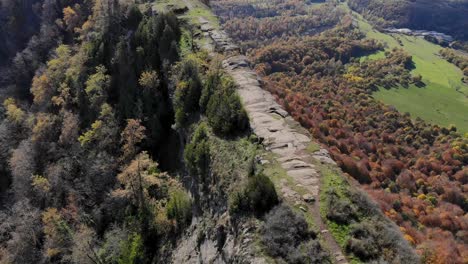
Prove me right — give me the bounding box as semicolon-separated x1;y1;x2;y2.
296;240;331;264
326;190;358;224
346;222;380;261
206;78;249;136
348;188;381;217
261;205;311;257
345;219;419;263
184;123;210;183
261;204;330;263
199;69;222;113
229;173;278;216
173;58;202;128
118;233;144;264
166;190;192;230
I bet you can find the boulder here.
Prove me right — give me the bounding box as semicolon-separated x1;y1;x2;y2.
302;194;315;203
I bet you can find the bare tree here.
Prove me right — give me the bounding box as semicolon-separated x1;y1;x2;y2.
0;200;42;264
9;140;36;200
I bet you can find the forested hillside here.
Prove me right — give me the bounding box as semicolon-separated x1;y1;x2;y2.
0;0;186;261
348;0;468;41
1;0;467;263
0;0;42;67
0;0;86;96
212;0;468;262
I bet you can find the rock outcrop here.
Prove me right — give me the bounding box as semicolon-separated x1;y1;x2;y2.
205;18;349;264
172;1;348;263
223;56;322;198
172;214;267;264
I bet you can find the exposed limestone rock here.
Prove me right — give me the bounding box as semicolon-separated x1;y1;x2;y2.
199;20;240;54
312;148;337;165
172;217;266;264
176;3;347;263
280;180;300;200
281;159;313;170
223;55;326;199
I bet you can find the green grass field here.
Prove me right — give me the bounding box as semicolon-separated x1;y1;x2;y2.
353;9;468;133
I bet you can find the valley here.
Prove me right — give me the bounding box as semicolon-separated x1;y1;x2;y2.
354;9;468;133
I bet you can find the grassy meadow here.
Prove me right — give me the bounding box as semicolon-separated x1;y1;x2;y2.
353;10;468;133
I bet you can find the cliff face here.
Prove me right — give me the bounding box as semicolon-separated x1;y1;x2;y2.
172;214;268;264
193;17;349;263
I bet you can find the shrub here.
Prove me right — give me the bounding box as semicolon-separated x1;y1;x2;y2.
200;69;222;113
298;240;332;264
118;233;144;264
229;173;278;216
206;78;249;136
326;195;358;224
166;190;192;230
346;219;419;263
184;123;211;183
348;188;381;217
173;58;202;128
261;204;330;263
346;222;380;261
261;204;310;257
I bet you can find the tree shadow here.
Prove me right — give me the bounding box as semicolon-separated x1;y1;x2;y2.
414;81;426;88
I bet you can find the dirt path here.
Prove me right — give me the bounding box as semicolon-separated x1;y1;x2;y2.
176;0;348;262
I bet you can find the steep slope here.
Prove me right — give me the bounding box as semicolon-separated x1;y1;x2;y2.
158;1;333;262
0;0;256;262
211;0;467;262
0;0;42;66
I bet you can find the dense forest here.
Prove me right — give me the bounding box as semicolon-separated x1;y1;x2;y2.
0;0;42;67
212;0;468;262
0;0;186;261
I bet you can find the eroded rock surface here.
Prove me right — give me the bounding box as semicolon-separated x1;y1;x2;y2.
173;216;266;264
223;55;323;197
173;2;348;263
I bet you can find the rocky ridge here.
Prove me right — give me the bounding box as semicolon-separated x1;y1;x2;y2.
171;2;348;263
